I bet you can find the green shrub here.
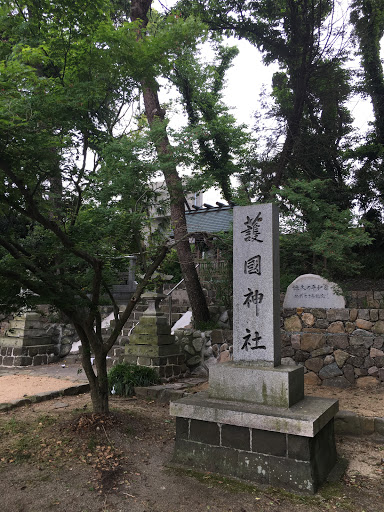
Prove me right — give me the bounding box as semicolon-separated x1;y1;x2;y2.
107;363;160;397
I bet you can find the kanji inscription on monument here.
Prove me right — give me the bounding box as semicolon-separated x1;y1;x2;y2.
233;204;281;365
283;274;345;309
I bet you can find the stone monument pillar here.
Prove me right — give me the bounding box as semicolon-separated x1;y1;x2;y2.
170;204;339;494
111;255;137;304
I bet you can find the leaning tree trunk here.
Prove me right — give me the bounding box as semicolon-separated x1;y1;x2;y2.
130;0;210;323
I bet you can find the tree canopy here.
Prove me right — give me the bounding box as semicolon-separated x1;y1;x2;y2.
175;0;382;278
0;0;203;412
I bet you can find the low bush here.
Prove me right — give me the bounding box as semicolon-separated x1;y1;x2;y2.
107;363;160;397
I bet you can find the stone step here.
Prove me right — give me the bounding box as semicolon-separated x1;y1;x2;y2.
12;312;42;321
60;353;82;364
159;304;187;315
6;328;48;338
0;343;59;359
77;345;120;367
118;303;148;313
9;321;47;332
0;335;53;348
122;324;136;337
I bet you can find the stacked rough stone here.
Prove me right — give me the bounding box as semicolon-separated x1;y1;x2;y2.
174;309;384;388
48;324;77;357
175;330;207;369
282;307;384;387
175;329;233;372
210;329;233;361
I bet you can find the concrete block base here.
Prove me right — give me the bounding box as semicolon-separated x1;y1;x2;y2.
170;393;339;493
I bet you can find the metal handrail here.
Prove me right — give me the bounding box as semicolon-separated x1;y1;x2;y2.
163;264;200;325
164;263;200;297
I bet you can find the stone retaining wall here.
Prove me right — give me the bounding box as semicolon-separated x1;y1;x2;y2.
335;410;384;436
175;329;233;376
344;291;384;309
176;307;384;387
0;345;60;367
282;307;384;387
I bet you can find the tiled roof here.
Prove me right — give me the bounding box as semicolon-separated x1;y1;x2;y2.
185;207;233;233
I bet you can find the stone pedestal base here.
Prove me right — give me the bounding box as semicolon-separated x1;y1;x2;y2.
123;352;186;380
124;292;186;381
170;393;339;494
209;362;304;408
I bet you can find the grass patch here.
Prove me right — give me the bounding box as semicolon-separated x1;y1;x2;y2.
72;403;90;413
11;434;37;462
167;466;263;496
0;417;28;435
124;424;135;436
318;483;354;510
37;414;56;427
87;435;98;452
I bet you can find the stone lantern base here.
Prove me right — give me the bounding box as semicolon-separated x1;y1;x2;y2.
124;292;186;380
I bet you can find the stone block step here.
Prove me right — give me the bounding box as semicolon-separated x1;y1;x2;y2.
0;336;53;348
6;328;48;338
170;392;339;438
9;318;47;330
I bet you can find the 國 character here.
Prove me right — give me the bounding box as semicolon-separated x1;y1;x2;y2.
241;328;266;351
244;255;261;275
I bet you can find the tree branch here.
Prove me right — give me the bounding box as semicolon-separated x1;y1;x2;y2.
0;159;100;267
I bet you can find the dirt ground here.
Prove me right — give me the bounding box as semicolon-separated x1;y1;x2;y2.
305;381;384;418
0;393;383;512
0;375;81;403
2;369;384;417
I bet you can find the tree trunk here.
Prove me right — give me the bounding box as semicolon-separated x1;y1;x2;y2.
130;0;210;323
91;349;110;414
75;321;110;414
